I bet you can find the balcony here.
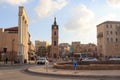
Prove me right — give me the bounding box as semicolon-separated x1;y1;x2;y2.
97;32;103;38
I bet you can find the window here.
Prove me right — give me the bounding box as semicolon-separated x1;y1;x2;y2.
110;31;112;35
107;38;109;42
106;25;109;28
116;38;118;42
54;41;56;46
54;31;56;35
107;31;109;35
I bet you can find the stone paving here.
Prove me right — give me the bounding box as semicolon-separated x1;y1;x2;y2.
27;65;120;78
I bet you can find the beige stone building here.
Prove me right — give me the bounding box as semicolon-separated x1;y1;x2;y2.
35;40;50;56
0;6;32;63
59;43;70;57
18;6;29;63
72;41;97;56
72;42;81;53
97;21;120;57
0;27;18;61
35;40;50;50
28;41;36;60
0;26;33;62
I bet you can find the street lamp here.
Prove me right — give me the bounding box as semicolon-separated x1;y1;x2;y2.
11;39;15;65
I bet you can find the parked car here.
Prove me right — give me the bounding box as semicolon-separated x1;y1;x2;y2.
37;57;46;64
81;57;98;61
109;57;120;61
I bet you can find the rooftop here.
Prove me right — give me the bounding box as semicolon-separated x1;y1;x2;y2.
5;26;18;31
97;21;120;27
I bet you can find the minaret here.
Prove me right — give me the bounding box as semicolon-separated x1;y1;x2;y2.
51;17;59;58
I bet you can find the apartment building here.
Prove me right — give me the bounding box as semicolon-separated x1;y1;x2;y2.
97;21;120;57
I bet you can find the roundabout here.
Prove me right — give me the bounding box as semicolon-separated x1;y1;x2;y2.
25;61;120;78
53;61;120;70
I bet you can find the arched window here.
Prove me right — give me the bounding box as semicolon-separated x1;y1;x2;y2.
106;25;109;28
54;41;56;46
54;31;56;35
116;38;118;42
107;38;109;42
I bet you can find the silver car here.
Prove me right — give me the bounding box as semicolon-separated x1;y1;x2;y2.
82;57;98;61
37;57;46;64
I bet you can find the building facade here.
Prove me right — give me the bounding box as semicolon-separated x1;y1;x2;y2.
59;43;70;57
51;18;59;58
35;40;49;50
72;41;97;57
28;41;36;60
0;27;18;61
35;40;50;56
97;21;120;57
72;42;81;53
18;6;29;63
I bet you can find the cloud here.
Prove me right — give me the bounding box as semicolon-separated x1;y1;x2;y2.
64;4;96;43
34;0;68;19
107;0;120;8
96;14;117;25
64;4;118;44
64;4;95;34
0;0;28;5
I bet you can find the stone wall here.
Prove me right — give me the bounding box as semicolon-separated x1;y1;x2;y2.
53;62;120;70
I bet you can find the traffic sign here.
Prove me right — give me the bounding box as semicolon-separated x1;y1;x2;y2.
73;61;78;68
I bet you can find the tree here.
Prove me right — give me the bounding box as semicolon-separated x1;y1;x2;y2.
46;45;51;57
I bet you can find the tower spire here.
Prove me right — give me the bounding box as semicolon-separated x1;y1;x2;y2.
54;17;57;25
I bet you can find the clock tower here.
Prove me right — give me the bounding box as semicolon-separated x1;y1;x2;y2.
51;17;59;58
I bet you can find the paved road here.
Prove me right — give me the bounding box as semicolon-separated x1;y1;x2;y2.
0;65;120;80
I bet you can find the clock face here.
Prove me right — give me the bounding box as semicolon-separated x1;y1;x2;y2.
54;26;57;29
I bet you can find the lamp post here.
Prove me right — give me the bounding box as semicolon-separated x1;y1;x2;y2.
11;39;15;65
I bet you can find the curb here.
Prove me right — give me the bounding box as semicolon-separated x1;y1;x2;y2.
25;67;120;78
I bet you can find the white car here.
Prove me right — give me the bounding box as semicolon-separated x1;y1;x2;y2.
37;57;46;64
109;57;120;61
82;57;98;61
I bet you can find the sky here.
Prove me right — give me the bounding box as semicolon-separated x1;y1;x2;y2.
0;0;120;45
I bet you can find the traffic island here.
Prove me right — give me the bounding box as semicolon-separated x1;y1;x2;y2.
53;61;120;70
25;66;120;78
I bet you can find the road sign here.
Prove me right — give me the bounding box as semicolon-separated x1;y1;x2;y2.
69;47;72;53
73;61;78;68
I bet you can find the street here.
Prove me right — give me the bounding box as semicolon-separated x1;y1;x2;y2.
0;64;119;80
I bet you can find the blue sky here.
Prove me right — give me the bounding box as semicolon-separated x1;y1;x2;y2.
0;0;120;45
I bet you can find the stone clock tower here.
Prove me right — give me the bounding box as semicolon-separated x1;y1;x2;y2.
51;17;59;58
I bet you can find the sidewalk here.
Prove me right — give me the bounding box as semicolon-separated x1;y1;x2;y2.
26;65;120;78
0;61;35;67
